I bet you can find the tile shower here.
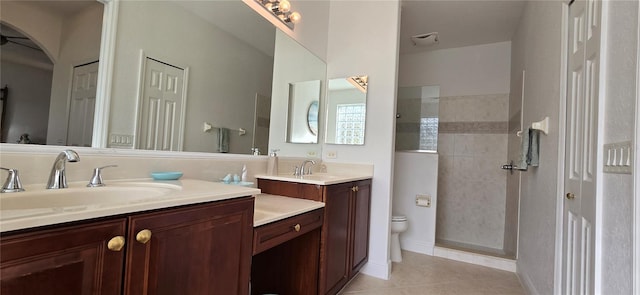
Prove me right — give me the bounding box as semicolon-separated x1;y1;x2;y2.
436;93;515;257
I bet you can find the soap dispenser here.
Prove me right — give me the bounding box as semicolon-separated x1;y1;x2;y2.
267;149;279;175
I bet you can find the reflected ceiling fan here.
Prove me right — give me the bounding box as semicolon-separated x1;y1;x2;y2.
0;34;42;51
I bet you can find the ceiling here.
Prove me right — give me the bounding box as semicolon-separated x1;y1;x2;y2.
399;0;527;55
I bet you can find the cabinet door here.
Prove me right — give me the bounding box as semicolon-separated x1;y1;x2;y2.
124;197;254;295
1;219;127;295
349;180;371;276
319;183;351;295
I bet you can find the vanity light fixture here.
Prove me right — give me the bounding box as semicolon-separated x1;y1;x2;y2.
348;75;368;93
255;0;302;29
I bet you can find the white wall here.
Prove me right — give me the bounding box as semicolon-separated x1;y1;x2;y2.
109;1;273;154
324;0;401;279
600;0;638;293
399;42;511;97
287;80;320;143
510;2;564;294
392;152;438;255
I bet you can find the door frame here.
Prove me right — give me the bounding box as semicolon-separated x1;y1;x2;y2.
133;49;189;151
634;1;640;292
554;0;609;294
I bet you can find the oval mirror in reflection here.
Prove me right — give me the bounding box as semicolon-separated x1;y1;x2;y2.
325;76;368;145
307;101;319;136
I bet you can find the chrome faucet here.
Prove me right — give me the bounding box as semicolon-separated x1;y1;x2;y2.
47;150;80;189
300;160;316;176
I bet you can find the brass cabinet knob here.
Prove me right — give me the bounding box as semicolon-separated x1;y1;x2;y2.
351;186;359;192
136;229;152;244
566;192;576;200
107;236;125;251
293;224;301;232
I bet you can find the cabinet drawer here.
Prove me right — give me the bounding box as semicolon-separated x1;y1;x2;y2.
253;209;323;255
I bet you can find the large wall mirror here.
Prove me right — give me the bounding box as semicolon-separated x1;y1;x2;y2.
1;0;326;157
324;76;368;145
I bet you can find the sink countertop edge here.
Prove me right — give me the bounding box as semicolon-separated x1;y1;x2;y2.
254;174;372;185
0;179;261;233
253;194;325;227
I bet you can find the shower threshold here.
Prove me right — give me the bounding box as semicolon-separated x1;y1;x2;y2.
435;239;516;260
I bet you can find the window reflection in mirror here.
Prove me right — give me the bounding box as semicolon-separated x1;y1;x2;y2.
286;80;320;143
395;85;440;152
0;1;104;146
325;76;368;145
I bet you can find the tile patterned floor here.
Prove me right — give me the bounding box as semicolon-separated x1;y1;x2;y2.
339;251;525;295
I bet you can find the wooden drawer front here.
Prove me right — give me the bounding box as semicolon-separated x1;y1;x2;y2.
258;179;324;201
253;209;323;255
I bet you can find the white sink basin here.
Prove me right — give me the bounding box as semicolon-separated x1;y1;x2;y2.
0;182;182;218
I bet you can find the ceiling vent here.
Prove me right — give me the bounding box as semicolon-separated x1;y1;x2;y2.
411;32;439;47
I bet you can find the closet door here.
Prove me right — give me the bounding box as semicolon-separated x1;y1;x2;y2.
562;0;601;293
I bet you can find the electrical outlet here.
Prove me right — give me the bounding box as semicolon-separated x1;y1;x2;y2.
307;151;317;157
326;151;337;159
416;194;431;207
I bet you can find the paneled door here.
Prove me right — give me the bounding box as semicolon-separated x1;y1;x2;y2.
563;0;601;293
67;61;99;147
137;57;186;151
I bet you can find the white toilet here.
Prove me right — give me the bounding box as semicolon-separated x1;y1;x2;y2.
390;215;409;262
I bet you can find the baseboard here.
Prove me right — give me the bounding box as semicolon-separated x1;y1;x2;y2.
517;264;540;295
433;246;517;272
400;238;434;256
359;259;390;280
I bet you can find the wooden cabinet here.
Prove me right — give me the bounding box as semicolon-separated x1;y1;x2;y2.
1;219;126;295
258;178;372;295
1;197;254;295
251;209;324;295
124;197;254;295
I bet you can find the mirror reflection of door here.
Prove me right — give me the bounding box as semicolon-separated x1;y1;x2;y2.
66;61;99;147
252;93;271;155
137;57;187;151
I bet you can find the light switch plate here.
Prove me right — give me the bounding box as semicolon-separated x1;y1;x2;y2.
603;141;633;174
109;134;134;148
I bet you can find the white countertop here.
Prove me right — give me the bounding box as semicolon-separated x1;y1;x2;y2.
253;194;325;227
0;179;260;233
255;173;371;185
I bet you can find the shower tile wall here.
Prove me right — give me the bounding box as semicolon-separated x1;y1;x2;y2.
436;93;509;250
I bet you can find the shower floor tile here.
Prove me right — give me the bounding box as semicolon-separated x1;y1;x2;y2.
436;239;516;259
339;251;525;295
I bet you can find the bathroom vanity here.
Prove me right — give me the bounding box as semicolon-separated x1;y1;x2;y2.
1;196;254;294
256;176;372;295
0;180;261;294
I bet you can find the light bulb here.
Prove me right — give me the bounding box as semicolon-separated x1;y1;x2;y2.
278;0;291;12
288;11;301;23
264;2;273;9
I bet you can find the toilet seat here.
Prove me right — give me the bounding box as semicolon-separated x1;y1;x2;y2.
392;215;407;222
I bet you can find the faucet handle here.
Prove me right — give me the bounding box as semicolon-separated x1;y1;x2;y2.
0;167;25;193
293;166;301;177
87;165;118;187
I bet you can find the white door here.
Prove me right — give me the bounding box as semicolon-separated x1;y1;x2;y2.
563;0;601;293
67;61;99;147
137;58;186;151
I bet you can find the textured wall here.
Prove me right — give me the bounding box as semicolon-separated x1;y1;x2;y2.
600;0;638;293
436;94;510;250
510;2;564;294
